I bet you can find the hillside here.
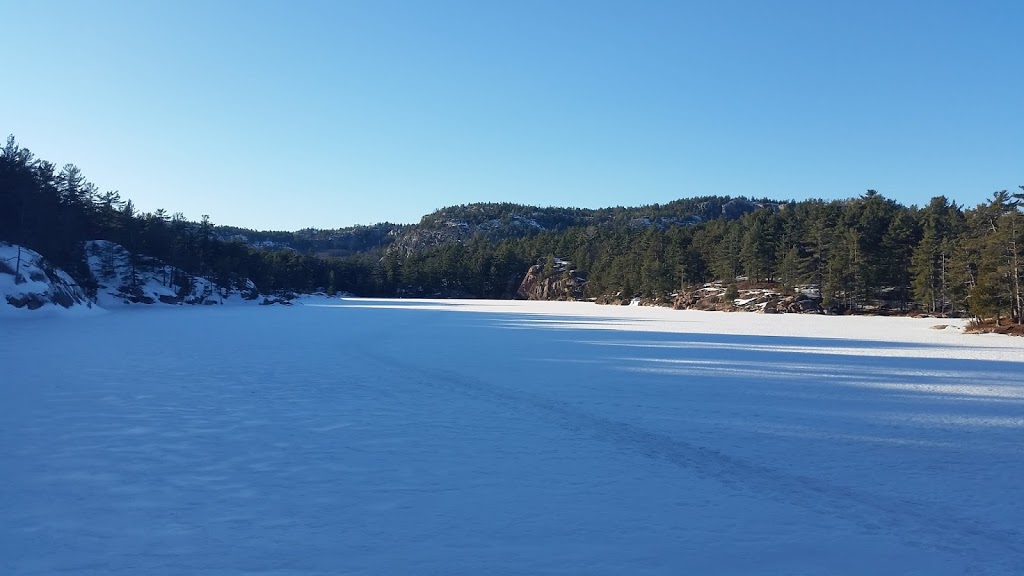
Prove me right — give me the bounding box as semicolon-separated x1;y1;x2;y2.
2;135;1022;327
1;240;270;316
84;240;260;307
218;197;778;257
215;222;404;258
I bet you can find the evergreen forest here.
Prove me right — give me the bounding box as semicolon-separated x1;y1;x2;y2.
2;136;1021;325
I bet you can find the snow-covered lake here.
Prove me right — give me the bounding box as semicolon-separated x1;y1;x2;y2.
2;299;1023;575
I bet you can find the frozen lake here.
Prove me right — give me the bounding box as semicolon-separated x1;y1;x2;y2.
2;299;1023;575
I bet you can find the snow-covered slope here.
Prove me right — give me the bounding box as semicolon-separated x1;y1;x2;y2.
2;301;1022;575
85;240;259;307
2;240;265;315
0;243;95;316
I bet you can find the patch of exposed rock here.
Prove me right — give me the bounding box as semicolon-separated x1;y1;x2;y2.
517;259;586;301
671;283;821;314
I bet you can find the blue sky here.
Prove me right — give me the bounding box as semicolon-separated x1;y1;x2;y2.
3;0;1021;230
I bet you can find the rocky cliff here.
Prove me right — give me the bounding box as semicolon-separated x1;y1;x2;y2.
516;259;586;301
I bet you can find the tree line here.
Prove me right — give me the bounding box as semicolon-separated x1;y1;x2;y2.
1;135;1021;324
381;190;1021;324
0;136;376;297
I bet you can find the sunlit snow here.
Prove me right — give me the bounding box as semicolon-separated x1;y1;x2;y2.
2;299;1022;575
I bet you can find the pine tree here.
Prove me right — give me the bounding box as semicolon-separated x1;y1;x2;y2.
121;200;140;286
777;245;806;292
542;254;555;279
911;197;959;313
0;136;35;283
964;191;1018;323
881;210;917;311
804;202;839;303
740;210;779;283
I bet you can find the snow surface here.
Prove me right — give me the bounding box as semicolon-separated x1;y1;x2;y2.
2;300;1023;575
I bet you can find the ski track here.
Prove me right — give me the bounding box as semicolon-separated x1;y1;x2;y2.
2;299;1023;575
364;344;1022;573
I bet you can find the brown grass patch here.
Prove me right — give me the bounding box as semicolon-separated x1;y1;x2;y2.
965;319;1024;336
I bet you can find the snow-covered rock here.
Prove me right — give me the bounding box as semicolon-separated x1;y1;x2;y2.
0;243;95;315
84;240;260;307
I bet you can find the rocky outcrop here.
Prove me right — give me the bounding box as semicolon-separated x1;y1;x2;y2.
670;283;821;314
85;240;260;307
516;259;586;301
0;243;94;314
776;293;821;313
595;294;632;306
260;296;293;306
719;198;782;220
672;284;732;311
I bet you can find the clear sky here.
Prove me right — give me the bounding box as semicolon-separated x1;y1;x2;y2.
3;0;1021;230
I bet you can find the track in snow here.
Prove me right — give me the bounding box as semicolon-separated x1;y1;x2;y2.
2;299;1023;575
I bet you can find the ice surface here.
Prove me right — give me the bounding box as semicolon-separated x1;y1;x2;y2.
2;299;1023;575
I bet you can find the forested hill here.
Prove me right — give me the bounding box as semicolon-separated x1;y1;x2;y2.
215;223;404;258
212;197;776;257
2;135;1022;326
